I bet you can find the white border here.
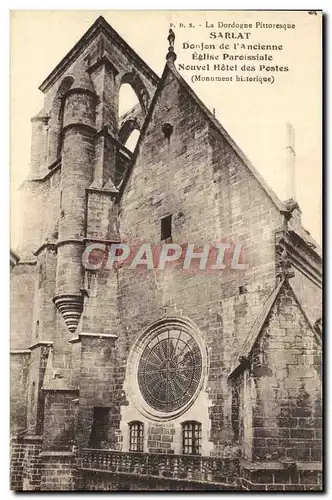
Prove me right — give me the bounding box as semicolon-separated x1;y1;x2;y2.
3;3;329;499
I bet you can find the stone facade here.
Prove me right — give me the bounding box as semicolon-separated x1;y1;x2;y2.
10;16;322;491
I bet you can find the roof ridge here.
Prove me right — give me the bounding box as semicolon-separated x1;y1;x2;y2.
241;280;284;355
120;59;287;215
229;279;285;377
229;278;321;377
39;15;159;93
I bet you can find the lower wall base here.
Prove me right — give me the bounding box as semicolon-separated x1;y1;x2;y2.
40;452;76;491
10;437;43;491
10;443;323;492
77;470;238;491
240;461;323;491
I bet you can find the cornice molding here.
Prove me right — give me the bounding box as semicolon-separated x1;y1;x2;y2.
15;259;37;266
39;451;76;457
56;239;85;248
62;122;97;137
86;186;119;196
10;349;31;355
68;332;118;344
29;341;53;350
83;237;121;245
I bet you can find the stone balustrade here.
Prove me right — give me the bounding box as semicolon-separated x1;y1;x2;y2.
79;448;238;486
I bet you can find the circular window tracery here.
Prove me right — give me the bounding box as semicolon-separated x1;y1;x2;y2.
138;329;202;413
127;318;205;421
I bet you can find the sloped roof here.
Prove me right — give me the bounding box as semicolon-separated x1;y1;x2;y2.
39;16;159;93
228;278;321;377
120;59;286;214
42;349;78;391
292;226;322;258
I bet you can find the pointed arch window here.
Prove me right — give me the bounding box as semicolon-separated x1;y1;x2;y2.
129;421;144;452
182;421;201;455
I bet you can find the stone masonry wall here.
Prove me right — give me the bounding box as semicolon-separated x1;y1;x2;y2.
147;423;176;454
115;65;284;453
10;439;25;490
291;268;322;325
10;437;43;491
10;353;30;434
22;438;43;490
30;115;49;177
33;248;57;343
76;336;122;449
11;19;322;492
249;282;322;464
42;32;156;133
40;453;76;491
240;462;322;491
42;391;78;452
10;263;36;350
26;345;51;434
79;470;238;491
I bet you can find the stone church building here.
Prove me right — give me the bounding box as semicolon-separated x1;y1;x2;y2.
10;16;322;491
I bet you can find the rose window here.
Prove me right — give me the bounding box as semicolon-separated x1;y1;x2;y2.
137;328;203;413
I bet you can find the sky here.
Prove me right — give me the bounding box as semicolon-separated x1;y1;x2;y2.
10;10;322;247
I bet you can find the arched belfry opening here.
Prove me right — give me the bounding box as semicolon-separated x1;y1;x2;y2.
114;73;148;181
120;71;149;116
118;83;141;118
47;76;74;166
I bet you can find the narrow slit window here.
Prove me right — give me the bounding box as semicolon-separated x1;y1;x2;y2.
182;421;202;455
129;421;144;452
161;214;172;242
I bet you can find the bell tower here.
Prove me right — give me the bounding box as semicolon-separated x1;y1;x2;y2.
36;17;159;335
11;19;160;482
53;68;98;333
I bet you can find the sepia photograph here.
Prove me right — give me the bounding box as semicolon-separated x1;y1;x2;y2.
10;10;322;492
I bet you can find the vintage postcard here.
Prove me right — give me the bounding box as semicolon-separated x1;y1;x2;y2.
10;10;322;492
